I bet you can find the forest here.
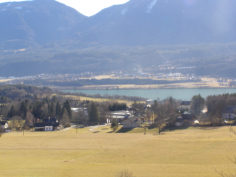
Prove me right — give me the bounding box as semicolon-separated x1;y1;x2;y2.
1;43;236;78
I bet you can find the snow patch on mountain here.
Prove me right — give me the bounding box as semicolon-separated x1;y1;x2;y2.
146;0;157;13
134;0;144;8
121;7;128;15
15;7;22;10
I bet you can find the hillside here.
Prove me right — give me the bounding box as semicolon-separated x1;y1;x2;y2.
74;0;236;46
1;0;236;78
0;0;86;49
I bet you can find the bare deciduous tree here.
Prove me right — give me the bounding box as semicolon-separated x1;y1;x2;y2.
60;108;70;127
9;116;24;130
155;99;178;134
25;111;34;127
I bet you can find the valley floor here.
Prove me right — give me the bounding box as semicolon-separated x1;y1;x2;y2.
0;126;236;177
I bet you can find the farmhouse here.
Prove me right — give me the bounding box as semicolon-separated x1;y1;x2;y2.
34;122;60;131
107;110;131;123
175;112;197;126
34;117;60;131
122;117;142;128
222;106;236;119
0;121;8;129
179;101;191;110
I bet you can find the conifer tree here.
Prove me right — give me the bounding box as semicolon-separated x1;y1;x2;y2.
8;105;16;118
63;100;72;119
56;101;62;117
89;102;99;122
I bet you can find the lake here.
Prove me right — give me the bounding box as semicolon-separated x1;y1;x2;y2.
61;88;236;101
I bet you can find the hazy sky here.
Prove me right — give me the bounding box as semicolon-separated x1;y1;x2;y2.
0;0;130;16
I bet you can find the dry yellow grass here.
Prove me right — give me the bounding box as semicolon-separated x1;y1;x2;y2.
61;94;136;106
0;79;12;83
1;126;236;177
78;81;225;89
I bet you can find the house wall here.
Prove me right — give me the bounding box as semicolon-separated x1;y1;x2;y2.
1;123;8;129
4;123;8;129
223;113;235;119
122;119;141;128
45;126;53;131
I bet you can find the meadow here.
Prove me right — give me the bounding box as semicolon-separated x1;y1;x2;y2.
1;126;236;177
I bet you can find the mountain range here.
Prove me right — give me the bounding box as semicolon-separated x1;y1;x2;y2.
1;0;236;48
1;0;236;77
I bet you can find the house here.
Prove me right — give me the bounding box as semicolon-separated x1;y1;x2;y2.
146;100;153;105
179;101;191;110
34;122;60;131
0;121;8;129
71;107;88;116
175;112;197;126
107;110;131;123
122;117;142;128
222;106;236;119
34;117;60;131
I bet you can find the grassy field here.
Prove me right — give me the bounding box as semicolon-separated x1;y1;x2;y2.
61;94;138;106
1;126;236;177
0;79;12;83
78;81;225;90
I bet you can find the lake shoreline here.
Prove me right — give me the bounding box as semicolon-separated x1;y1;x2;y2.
51;85;232;90
60;88;236;101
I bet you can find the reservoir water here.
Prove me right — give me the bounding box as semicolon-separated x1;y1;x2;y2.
61;88;236;101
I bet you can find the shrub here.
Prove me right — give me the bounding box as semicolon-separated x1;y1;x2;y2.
64;123;71;128
111;121;118;131
115;170;135;177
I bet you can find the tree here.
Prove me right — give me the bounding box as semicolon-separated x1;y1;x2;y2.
48;102;55;118
55;101;62;117
191;94;205;116
60;108;70;127
98;103;109;124
20;101;27;118
72;111;85;133
89;102;99;122
207;96;226;126
63;100;72;119
146;108;152;124
25;111;34;126
155;99;177;134
9;116;24;130
132;102;145;116
8;105;16;118
151;100;158;114
111;120;118;132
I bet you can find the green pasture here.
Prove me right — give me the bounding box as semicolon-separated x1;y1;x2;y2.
1;126;236;177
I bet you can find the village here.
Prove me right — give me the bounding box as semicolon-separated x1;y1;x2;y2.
1;69;236;88
1;94;236;134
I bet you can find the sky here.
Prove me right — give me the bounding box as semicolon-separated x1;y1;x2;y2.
0;0;130;16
